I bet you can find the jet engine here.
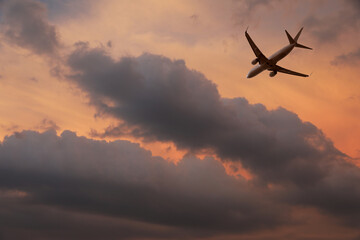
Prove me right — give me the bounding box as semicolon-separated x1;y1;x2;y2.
251;58;259;65
269;71;277;77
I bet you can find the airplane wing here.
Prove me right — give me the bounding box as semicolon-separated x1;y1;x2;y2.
271;65;309;77
245;31;268;64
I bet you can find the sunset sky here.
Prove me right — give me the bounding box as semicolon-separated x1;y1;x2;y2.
0;0;360;239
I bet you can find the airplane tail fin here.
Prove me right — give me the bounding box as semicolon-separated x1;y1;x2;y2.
285;30;295;44
285;27;312;50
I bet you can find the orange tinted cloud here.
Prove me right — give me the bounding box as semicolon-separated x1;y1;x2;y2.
0;0;360;239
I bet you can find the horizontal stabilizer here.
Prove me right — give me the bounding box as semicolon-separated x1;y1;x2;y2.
285;27;312;50
295;43;312;50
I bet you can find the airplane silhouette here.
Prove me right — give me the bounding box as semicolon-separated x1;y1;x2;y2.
246;27;312;78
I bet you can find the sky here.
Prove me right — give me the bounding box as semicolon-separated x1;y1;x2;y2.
0;0;359;239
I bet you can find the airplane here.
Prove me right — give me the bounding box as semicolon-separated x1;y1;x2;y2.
246;27;312;78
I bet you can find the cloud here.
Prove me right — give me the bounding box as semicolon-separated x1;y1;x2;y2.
67;45;342;186
285;162;360;226
34;118;60;131
241;0;274;12
348;95;360;102
231;0;360;44
231;0;282;27
36;0;91;20
0;124;19;132
106;40;112;48
302;0;360;43
331;48;360;66
0;0;60;56
29;77;38;82
189;14;199;25
0;203;184;240
0;130;288;238
348;0;360;10
65;45;360;229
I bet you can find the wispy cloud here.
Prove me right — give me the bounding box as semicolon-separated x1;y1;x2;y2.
0;0;60;56
331;48;360;66
303;0;360;43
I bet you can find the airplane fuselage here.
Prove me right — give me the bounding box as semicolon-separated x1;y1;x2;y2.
247;43;295;78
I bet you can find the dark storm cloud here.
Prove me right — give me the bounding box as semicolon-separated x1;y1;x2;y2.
284;161;360;225
0;130;287;238
67;44;343;187
65;45;360;228
0;0;60;56
348;0;360;10
331;48;360;66
0;202;183;240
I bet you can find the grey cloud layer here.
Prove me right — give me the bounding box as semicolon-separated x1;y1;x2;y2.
0;0;60;56
1;0;359;237
0;130;286;238
68;44;342;186
66;44;360;228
